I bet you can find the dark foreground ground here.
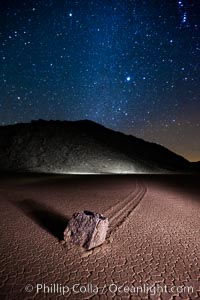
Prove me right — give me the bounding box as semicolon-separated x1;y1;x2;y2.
0;174;199;300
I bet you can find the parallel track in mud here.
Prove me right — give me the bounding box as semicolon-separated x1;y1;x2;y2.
104;180;147;236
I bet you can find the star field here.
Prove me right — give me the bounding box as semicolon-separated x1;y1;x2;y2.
0;0;200;161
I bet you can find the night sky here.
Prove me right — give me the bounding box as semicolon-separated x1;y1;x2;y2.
0;0;200;161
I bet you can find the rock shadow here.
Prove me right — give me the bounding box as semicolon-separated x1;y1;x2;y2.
16;199;69;240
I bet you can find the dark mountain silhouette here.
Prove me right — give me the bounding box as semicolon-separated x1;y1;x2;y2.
191;161;200;172
0;119;198;174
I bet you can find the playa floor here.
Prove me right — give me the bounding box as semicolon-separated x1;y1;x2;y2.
0;174;199;299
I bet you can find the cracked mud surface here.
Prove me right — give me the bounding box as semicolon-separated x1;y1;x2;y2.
0;174;199;299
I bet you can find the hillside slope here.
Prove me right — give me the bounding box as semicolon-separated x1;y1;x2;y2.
0;120;195;174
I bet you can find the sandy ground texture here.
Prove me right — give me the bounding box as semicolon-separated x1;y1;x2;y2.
0;174;199;300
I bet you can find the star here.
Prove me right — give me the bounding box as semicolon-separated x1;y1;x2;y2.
126;76;131;82
178;1;183;7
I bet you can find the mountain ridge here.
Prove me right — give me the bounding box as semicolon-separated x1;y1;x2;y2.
0;119;198;174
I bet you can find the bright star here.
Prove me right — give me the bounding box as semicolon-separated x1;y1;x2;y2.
178;0;183;7
69;12;73;17
126;76;131;82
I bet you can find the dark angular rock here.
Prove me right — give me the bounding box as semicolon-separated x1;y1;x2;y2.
64;210;109;250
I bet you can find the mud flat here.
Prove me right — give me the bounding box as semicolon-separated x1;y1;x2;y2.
0;174;199;299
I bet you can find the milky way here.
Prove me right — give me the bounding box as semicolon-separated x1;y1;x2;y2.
0;0;200;161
